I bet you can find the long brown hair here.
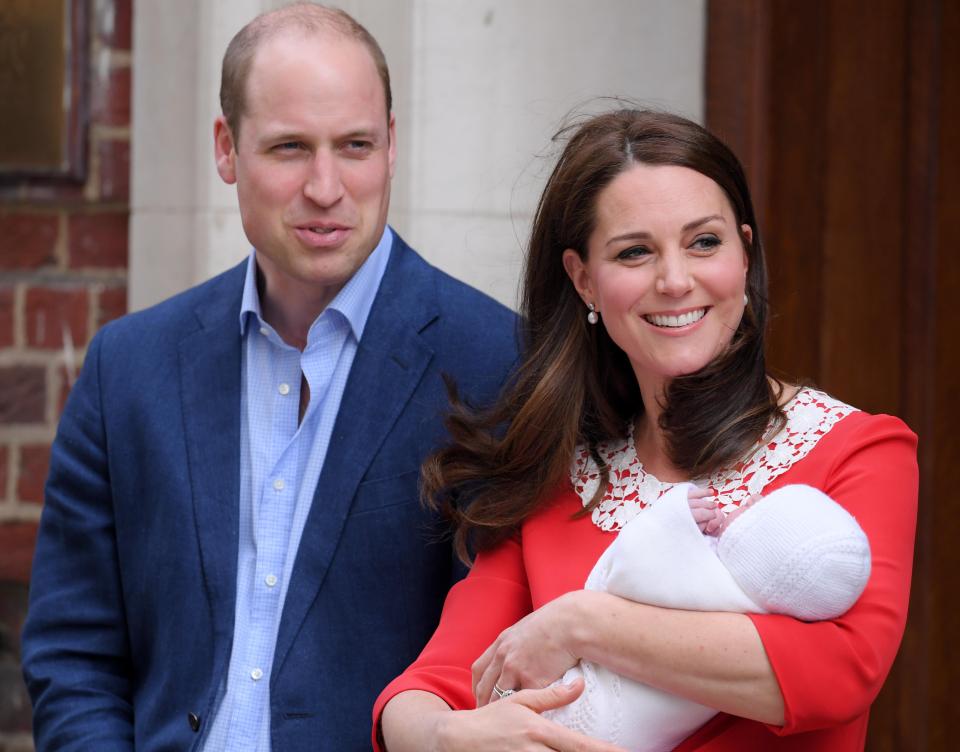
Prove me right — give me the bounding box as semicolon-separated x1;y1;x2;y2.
424;110;784;563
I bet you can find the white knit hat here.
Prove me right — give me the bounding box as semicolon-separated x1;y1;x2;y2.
716;484;871;620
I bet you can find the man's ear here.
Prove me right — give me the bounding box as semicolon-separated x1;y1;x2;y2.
214;116;238;185
562;249;595;306
387;112;397;179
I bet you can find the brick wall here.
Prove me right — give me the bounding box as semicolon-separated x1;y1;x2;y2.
0;1;132;744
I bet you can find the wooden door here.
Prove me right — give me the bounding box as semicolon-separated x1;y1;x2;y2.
707;1;959;748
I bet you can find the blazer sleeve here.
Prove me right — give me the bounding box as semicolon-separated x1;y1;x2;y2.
372;536;533;750
21;331;136;751
749;412;918;734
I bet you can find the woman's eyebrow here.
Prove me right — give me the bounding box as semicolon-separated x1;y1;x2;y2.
682;214;725;232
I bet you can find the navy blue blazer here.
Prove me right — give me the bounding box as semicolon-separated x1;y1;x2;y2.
22;235;519;751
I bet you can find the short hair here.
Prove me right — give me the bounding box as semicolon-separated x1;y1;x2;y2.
219;2;392;141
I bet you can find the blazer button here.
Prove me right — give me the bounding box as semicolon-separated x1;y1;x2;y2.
187;712;201;732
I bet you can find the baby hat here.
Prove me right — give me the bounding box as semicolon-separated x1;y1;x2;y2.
717;484;871;620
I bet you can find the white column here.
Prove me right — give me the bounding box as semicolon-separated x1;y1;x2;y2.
130;1;705;311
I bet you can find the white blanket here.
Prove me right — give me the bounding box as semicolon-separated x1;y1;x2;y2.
543;482;759;751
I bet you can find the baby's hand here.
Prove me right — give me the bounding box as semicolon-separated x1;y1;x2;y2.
688;485;724;535
715;493;761;536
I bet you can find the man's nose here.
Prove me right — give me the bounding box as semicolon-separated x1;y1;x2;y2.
303;151;345;207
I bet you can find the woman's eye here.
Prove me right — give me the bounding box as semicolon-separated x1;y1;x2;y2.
616;246;650;261
691;235;721;251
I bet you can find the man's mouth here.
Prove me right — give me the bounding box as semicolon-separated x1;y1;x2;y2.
643;308;707;328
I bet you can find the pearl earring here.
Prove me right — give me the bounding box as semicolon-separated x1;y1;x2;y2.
587;303;599;325
743;293;749;307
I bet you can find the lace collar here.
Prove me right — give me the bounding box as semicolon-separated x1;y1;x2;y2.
569;387;855;532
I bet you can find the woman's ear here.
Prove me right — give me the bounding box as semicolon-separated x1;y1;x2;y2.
739;224;753;273
562;249;594;305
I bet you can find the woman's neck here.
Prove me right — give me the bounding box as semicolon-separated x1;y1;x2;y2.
633;379;688;482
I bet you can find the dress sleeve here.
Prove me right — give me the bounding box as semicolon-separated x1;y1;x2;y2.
372;536;533;746
749;412;918;734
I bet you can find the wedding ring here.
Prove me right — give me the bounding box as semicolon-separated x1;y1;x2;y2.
493;684;516;700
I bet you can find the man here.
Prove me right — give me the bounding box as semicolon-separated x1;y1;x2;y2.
21;4;517;750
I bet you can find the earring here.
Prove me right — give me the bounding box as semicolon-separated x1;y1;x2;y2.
587;303;599;325
743;293;749;307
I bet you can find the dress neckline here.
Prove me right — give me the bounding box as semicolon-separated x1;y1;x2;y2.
569;387;856;532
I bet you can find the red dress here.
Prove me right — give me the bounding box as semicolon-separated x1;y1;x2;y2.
373;398;918;751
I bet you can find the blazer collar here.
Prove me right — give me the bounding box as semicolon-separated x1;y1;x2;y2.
179;261;247;649
273;233;439;671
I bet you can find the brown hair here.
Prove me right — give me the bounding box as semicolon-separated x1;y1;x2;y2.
424;109;785;563
219;2;392;142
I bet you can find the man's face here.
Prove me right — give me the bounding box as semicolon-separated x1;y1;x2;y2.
214;31;395;311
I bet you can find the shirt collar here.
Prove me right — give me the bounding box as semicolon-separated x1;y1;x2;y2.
239;225;393;343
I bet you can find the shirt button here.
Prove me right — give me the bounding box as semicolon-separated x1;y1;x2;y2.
278;382;290;396
273;478;285;491
259;326;268;336
251;668;263;681
265;574;278;588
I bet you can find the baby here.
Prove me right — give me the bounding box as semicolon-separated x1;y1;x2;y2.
543;483;871;752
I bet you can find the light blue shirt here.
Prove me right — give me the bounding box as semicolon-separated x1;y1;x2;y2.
201;227;393;750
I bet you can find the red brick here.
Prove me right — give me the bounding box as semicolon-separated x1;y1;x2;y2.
92;65;131;127
17;444;51;504
56;363;74;418
0;523;39;582
0;445;7;501
0;213;59;270
25;286;88;350
68;212;129;268
0;577;33;731
98;138;130;202
0;366;46;424
96;285;128;328
0;287;14;348
98;0;132;50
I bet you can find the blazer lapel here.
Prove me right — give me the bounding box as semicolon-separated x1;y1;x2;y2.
178;264;246;644
273;237;438;671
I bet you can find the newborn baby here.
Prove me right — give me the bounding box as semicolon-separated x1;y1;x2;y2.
542;483;871;752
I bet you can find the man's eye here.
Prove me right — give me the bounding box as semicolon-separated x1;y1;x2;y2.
346;140;373;152
274;142;303;151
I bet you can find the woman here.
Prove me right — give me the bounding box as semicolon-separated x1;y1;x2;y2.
375;110;918;751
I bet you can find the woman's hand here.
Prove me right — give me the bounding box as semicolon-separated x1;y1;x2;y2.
385;680;626;752
472;591;583;707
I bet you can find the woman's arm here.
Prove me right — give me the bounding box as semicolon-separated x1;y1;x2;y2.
472;589;783;724
381;682;626;752
573;592;784;723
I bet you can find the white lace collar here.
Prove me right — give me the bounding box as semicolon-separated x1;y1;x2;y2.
569;387;855;532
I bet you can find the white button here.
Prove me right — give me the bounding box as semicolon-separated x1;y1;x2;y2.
278;382;291;396
251;668;263;681
273;478;285;491
265;574;278;588
259;327;268;336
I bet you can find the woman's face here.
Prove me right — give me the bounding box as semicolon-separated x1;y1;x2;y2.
563;162;751;397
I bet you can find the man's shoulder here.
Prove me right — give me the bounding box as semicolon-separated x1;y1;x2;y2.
389;234;518;334
95;260;247;350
